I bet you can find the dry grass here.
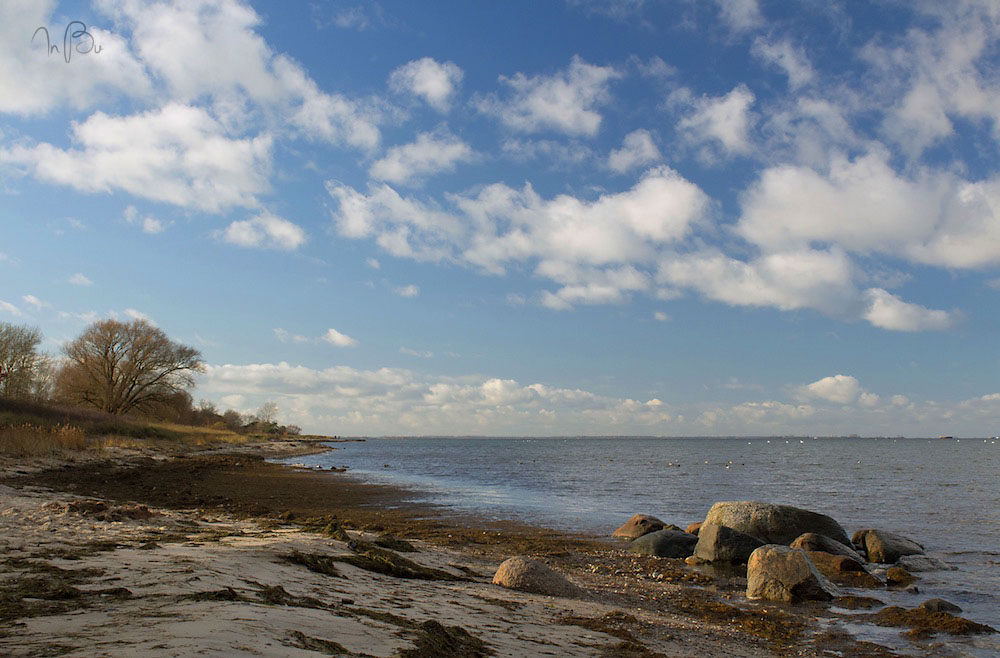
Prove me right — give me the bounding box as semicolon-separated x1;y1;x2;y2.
0;424;88;456
0;399;264;457
93;428;260;451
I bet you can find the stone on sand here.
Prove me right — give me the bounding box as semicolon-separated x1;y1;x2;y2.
492;557;582;598
612;514;666;540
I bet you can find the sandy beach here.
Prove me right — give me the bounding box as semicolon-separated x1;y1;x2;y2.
0;440;950;657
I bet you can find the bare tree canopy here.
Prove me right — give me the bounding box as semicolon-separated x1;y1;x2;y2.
59;319;203;415
256;401;278;425
0;322;43;399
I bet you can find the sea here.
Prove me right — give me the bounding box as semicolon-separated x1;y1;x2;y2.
279;436;1000;656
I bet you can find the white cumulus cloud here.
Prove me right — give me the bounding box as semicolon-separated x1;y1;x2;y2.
863;288;956;332
608;129;661;173
369;131;475;185
223;213;306;251
328;165;710;308
0;104;273;212
323;328;358;348
477;56;621;137
388;57;464;112
678;84;756;158
802;374;862;405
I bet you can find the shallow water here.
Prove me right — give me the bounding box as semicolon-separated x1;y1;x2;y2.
281;436;1000;656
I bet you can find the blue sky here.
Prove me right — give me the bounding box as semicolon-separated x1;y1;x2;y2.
2;0;1000;436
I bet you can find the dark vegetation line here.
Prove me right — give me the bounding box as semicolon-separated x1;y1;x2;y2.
0;318;306;453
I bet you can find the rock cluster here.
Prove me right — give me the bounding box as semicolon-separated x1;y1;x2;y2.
600;501;959;608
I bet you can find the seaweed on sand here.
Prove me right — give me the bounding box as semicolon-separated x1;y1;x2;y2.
560;610;642;643
285;551;343;578
663;589;805;646
397;620;494;658
257;584;327;610
371;534;417;553
286;630;359;656
184;586;249;602
285;544;467;582
599;641;670;658
0;565;132;622
559;611;669;658
340;541;467;581
862;606;996;637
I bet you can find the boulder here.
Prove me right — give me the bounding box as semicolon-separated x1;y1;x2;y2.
686;521;703;536
704;501;851;546
805;551;882;589
852;529;924;564
628;529;698;558
886;566;916;587
791;533;866;564
612;514;666;540
896;555;954;572
746;545;838;603
492;557;582;598
919;598;962;613
693;522;765;564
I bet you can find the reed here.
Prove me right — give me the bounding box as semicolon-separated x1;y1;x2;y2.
0;423;88;456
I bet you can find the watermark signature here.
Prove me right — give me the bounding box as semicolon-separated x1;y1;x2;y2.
32;21;102;63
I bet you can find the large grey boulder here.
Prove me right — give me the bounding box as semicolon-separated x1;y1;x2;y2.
693;522;765;564
746;545;838;603
628;529;698;558
705;501;851;546
612;514;666;540
852;529;924;564
492;557;582;598
790;532;866;564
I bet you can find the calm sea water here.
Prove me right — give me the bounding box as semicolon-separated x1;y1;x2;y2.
281;437;1000;656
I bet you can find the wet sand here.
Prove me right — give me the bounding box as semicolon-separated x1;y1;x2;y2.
0;441;917;656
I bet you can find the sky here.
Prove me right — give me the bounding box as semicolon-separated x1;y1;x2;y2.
1;0;1000;437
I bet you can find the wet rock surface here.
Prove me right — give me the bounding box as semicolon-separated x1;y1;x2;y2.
804;551;882;589
790;532;865;563
704;501;851;546
852;529;924;564
693;522;764;564
628;529;698;558
746;545;837;603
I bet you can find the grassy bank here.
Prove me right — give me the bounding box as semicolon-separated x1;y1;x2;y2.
0;398;267;456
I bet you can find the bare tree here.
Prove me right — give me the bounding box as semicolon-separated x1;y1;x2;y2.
222;409;244;432
0;322;43;399
256;401;278;425
28;353;58;401
58;319;203;415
